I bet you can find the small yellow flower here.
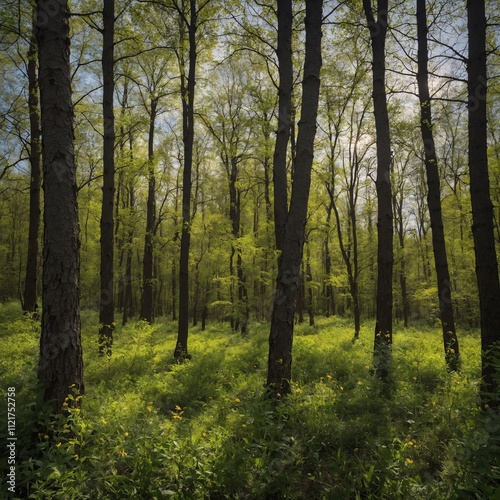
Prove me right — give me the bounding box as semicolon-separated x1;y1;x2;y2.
124;432;129;437
326;374;332;380
175;405;182;411
340;386;344;391
357;381;363;385
44;435;49;440
406;458;413;464
202;432;207;437
99;437;105;443
74;454;79;461
172;414;182;420
407;441;414;446
234;397;241;403
146;405;153;412
56;442;62;448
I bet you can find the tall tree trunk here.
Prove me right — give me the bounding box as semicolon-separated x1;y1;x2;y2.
306;245;314;326
174;0;197;360
467;0;500;407
267;0;323;397
363;0;394;378
416;0;460;371
99;0;115;356
23;29;41;315
273;0;293;251
140;98;158;323
36;0;83;412
122;181;135;326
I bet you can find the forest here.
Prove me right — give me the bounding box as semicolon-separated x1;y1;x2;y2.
1;0;500;498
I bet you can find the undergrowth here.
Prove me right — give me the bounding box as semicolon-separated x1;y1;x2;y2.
0;302;499;499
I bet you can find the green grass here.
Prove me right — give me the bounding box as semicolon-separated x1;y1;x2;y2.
1;302;499;499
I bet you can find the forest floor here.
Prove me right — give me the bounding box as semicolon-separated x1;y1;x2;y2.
1;302;499;499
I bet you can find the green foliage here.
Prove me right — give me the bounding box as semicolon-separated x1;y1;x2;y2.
1;306;498;498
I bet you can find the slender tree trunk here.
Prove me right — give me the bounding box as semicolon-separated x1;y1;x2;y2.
267;0;323;397
23;29;41;315
324;205;335;317
273;0;293;251
329;187;361;340
363;0;394;378
122;181;135;326
99;0;115;356
416;0;460;371
36;0;83;412
174;0;197;360
467;0;500;407
140;98;158;323
306;245;314;326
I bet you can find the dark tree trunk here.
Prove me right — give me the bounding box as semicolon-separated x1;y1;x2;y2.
323;204;335;317
329;186;361;340
36;0;83;412
99;0;115;356
392;160;409;329
273;0;293;251
23;30;41;315
363;0;394;378
267;0;323;397
416;0;460;371
122;180;135;326
174;0;197;360
306;246;314;326
296;265;305;324
467;0;500;407
140;98;158;323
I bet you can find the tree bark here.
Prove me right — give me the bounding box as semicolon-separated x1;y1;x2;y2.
99;0;115;356
122;179;135;326
273;0;293;251
140;98;158;323
267;0;323;397
36;0;83;412
467;0;500;407
363;0;394;378
174;0;197;360
416;0;460;371
23;29;41;315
